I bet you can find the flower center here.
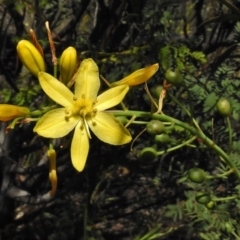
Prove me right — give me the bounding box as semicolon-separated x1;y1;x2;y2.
76;98;95;117
65;96;97;120
64;96;97;138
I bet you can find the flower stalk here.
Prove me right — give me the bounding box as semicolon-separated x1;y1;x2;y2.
111;110;240;182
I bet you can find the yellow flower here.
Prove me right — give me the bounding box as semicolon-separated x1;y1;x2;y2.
59;46;77;85
17;40;45;77
0;104;30;121
110;63;159;87
34;58;132;171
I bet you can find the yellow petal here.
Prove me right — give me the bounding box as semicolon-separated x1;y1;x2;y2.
110;63;159;87
0;104;29;121
17;40;45;77
38;72;75;107
71;121;89;171
88;112;132;145
59;47;77;85
96;85;129;111
34;108;79;138
74;58;100;100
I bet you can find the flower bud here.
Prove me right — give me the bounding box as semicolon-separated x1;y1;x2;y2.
59;47;77;85
17;40;45;77
110;63;159;87
48;149;57;196
0;104;30;121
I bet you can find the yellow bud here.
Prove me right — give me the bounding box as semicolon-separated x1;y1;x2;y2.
59;47;77;85
110;63;159;87
0;104;30;121
17;40;45;77
47;149;57;197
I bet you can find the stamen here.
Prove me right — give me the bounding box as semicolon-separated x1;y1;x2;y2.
83;118;91;139
79;108;85;116
65;108;72;117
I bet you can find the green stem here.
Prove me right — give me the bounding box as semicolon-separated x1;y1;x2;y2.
212;195;238;202
49;140;53;150
168;91;203;132
9;117;25;129
226;116;232;153
231;231;240;240
120;101;127;111
183;82;195;121
206;169;233;180
30;105;57;117
156;136;197;156
53;63;58;79
168;91;191;117
111;110;240;181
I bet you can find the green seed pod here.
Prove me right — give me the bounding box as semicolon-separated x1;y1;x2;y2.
146;120;165;135
17;40;45;77
116;116;128;125
139;147;158;162
150;85;164;98
205;201;215;209
164;69;184;86
195;192;211;205
59;47;77;85
216;98;231;116
154;133;172;144
188;167;206;183
224;222;234;233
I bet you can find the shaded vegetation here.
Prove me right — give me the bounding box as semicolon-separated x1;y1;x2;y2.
1;0;240;239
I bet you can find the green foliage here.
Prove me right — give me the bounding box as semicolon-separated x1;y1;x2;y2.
165;204;183;222
199;231;221;240
182;190;240;239
234;21;240;41
203;92;218;113
0;85;41;106
158;44;206;72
